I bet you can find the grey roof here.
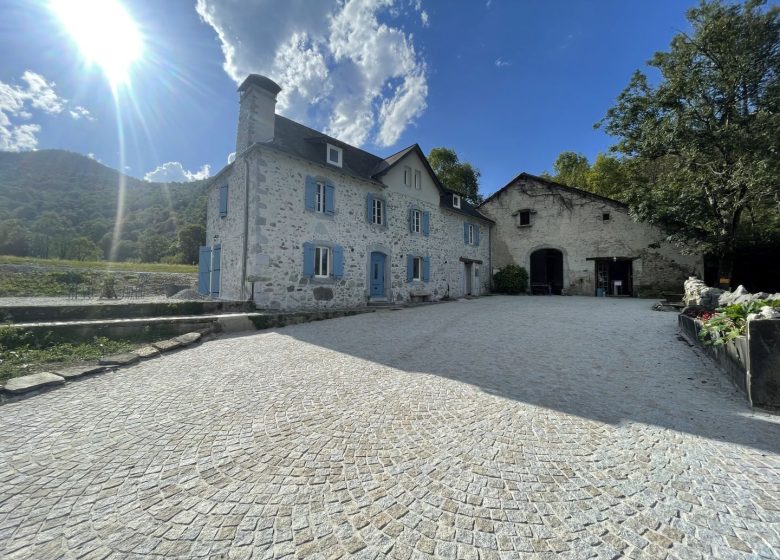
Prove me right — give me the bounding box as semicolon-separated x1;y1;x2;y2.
480;172;628;209
210;112;493;222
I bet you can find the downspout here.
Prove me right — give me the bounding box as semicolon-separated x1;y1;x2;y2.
240;154;250;300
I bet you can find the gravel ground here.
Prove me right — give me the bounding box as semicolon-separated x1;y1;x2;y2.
0;296;778;559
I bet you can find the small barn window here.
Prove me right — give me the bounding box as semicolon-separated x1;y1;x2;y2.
602;212;611;221
518;209;531;226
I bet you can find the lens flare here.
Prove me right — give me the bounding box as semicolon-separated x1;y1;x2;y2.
49;0;143;87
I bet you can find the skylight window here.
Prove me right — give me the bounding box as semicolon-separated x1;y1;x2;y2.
326;143;342;168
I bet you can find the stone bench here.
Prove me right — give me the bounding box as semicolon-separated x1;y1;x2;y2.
410;291;432;303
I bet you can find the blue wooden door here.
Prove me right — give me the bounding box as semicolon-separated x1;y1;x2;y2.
198;246;211;295
210;244;221;297
370;252;385;297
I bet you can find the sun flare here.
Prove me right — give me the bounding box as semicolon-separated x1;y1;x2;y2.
50;0;143;87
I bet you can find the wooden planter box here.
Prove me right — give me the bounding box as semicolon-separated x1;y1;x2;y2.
679;314;780;409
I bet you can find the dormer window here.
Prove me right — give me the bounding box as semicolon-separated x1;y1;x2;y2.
452;194;461;209
326;143;342;168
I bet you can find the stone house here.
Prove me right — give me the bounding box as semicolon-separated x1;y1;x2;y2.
200;75;493;309
478;173;702;296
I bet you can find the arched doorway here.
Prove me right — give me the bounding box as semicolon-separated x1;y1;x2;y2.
530;248;564;295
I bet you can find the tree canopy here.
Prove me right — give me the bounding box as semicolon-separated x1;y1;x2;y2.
542;151;630;201
427;147;483;205
598;0;780;278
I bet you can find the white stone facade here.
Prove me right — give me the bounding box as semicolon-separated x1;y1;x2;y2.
478;175;703;296
206;147;491;309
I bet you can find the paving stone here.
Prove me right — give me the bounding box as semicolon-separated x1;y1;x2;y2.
0;297;778;559
151;339;182;352
2;372;64;394
55;365;108;379
175;332;202;346
133;346;161;359
98;353;140;366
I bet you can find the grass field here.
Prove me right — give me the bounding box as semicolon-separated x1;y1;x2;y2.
0;255;196;273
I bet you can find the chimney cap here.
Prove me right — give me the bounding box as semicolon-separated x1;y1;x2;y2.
238;74;282;95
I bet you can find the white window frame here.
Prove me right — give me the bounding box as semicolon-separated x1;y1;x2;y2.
414;169;422;189
314;246;330;278
453;194;461;209
315;181;326;213
372;198;384;225
403;166;412;187
412;209;421;233
412;256;423;281
467;224;475;245
326;143;343;168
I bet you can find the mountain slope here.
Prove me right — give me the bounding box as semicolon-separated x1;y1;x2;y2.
0;150;208;261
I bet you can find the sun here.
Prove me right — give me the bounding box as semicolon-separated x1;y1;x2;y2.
50;0;143;87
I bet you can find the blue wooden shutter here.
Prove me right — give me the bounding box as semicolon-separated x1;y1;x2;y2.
408;208;414;232
324;183;335;215
210;244;221;297
366;193;374;223
475;225;480;246
422;257;430;282
333;245;344;278
406;254;414;283
422;211;430;236
305;176;316;211
463;223;469;244
198;246;211;295
219;185;228;217
303;242;315;277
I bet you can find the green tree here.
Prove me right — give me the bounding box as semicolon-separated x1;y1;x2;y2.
0;219;30;256
67;236;101;261
598;0;780;281
586;154;630;200
138;233;171;263
177;224;206;265
550;152;590;189
427;147;483;205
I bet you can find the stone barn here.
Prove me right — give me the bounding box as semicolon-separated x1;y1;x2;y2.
478;173;702;297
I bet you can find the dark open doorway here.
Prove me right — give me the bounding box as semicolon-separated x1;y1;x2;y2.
530;249;564;295
594;258;633;296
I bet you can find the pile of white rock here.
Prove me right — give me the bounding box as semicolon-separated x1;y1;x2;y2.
683;277;780;315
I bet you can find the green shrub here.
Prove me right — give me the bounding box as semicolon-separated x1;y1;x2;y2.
698;299;773;346
493;265;529;294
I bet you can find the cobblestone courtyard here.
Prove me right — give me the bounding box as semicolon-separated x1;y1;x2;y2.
1;296;779;559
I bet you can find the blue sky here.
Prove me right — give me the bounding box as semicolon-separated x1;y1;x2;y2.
0;0;694;195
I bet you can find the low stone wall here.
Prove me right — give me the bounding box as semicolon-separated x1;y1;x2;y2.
3;301;254;323
679;315;780;408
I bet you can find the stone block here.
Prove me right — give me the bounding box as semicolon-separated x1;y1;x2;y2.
56;364;108;379
3;372;65;394
175;332;201;346
152;339;182;352
134;346;161;359
99;353;141;366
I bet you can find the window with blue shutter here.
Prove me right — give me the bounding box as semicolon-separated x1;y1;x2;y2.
422;211;430;236
408;208;414;232
463;223;469;244
406;255;414;283
303;242;315;277
324;183;335;215
333;245;344;278
366;193;374;223
305;176;317;211
475;225;480;246
422;256;430;282
219;185;228;217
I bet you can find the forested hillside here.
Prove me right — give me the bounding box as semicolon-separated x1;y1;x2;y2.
0;150;208;263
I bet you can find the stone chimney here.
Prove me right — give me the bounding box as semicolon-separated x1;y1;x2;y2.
235;74;282;154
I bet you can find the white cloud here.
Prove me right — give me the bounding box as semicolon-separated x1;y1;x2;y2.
144;162;211;183
495;57;511;68
0;71;92;151
87;152;101;162
69;106;93;120
196;0;428;148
